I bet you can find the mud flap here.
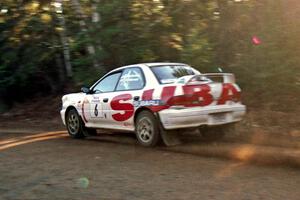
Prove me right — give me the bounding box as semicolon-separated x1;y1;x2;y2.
82;127;97;137
159;124;182;146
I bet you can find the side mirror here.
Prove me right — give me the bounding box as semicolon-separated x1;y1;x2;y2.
81;86;90;94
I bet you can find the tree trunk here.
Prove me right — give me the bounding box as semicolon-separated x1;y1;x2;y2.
52;32;66;89
216;0;230;68
56;0;73;77
71;0;101;70
92;0;100;23
55;53;65;87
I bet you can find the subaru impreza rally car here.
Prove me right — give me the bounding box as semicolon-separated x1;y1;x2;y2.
61;63;246;146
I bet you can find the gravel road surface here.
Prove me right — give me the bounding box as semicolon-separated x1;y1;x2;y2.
1;130;300;200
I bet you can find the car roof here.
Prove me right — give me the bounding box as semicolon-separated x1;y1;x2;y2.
143;62;187;67
111;62;188;72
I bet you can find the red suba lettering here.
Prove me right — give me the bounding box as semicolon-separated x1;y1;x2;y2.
182;84;213;106
161;86;176;103
111;94;134;121
217;83;240;105
141;86;176;112
142;89;154;100
142;87;176;102
151;86;176;111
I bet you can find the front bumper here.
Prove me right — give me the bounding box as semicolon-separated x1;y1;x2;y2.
158;104;246;130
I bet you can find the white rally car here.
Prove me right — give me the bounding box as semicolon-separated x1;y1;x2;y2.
61;63;246;146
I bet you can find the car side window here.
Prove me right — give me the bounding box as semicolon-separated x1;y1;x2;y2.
93;72;122;93
116;68;145;91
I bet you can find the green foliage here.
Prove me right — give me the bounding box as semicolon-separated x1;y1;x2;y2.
216;0;300;109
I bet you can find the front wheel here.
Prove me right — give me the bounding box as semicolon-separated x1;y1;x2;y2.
135;110;161;147
66;109;86;139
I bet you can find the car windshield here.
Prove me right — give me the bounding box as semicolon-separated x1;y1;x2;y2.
151;65;196;84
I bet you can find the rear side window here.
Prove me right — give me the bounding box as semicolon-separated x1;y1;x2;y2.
116;67;145;91
151;65;195;84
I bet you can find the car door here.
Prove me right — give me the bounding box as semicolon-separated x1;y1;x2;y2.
102;67;146;130
84;71;122;128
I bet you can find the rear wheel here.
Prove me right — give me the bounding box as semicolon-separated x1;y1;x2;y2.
66;109;86;139
135;110;161;147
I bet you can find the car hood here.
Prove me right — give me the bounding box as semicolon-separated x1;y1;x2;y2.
62;92;85;104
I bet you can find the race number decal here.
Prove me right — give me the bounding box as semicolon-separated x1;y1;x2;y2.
90;96;103;118
94;104;98;117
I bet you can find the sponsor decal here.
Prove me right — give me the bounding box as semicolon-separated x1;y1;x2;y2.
109;83;240;122
133;100;162;107
217;83;240;105
142;89;154;101
140;86;176;112
161;86;177;103
182;84;213;106
91;96;100;103
111;94;134;121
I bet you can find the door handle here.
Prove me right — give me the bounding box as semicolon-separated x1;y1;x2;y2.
133;96;140;101
103;98;109;103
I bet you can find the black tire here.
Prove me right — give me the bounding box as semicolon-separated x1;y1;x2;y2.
135;110;161;147
66;109;86;139
86;128;97;136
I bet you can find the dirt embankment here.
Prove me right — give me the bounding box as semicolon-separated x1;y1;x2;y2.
0;95;64;132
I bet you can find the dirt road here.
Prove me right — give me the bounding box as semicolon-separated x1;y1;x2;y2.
1;130;300;200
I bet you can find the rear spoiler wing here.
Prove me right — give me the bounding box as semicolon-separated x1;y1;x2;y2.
185;73;236;85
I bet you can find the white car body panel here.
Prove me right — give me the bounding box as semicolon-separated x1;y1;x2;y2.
61;63;246;132
159;104;246;130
